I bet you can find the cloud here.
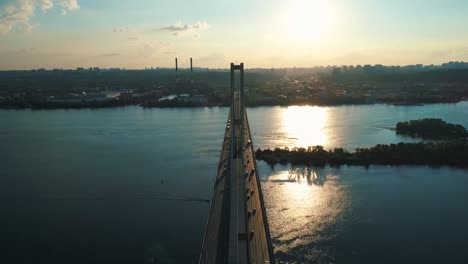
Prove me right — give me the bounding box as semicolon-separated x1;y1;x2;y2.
58;0;79;10
38;0;53;11
0;0;80;36
113;27;125;33
58;0;79;15
160;21;210;36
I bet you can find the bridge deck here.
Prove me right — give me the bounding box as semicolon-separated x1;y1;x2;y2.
200;64;274;263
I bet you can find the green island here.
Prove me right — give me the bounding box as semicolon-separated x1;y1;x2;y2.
256;119;468;168
396;118;468;139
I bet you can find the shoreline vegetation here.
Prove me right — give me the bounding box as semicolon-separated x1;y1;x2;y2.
255;119;468;169
255;141;468;168
396;118;468;139
1;100;467;110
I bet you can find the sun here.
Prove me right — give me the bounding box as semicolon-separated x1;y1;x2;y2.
283;0;331;41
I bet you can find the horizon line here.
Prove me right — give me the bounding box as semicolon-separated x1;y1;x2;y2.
1;61;468;72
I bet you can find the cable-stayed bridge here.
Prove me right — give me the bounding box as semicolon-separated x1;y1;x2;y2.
199;63;275;264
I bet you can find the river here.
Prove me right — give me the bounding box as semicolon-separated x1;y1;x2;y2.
1;102;467;263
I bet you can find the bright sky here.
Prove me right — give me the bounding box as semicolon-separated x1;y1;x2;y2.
0;0;468;70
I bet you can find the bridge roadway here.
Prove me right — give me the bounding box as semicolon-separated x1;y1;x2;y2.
200;65;274;264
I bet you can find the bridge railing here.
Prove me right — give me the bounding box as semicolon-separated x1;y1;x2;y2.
245;111;275;263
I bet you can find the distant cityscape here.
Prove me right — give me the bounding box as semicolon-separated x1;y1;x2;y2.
1;61;467;109
10;60;468;72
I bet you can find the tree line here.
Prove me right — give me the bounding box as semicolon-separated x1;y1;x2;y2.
255;140;468;168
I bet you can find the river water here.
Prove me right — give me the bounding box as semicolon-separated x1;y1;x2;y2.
1;103;467;263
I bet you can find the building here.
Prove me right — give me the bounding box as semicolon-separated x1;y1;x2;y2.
177;94;207;105
47;92;118;104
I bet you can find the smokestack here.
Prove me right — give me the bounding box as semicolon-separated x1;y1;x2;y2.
175;58;178;71
190;58;193;72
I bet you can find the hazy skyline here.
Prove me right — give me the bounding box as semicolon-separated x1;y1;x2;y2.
1;0;468;70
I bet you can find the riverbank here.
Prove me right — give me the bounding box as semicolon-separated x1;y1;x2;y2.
2;99;467;110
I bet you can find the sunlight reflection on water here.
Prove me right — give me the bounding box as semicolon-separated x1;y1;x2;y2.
247;103;460;150
262;167;350;262
282;106;328;148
